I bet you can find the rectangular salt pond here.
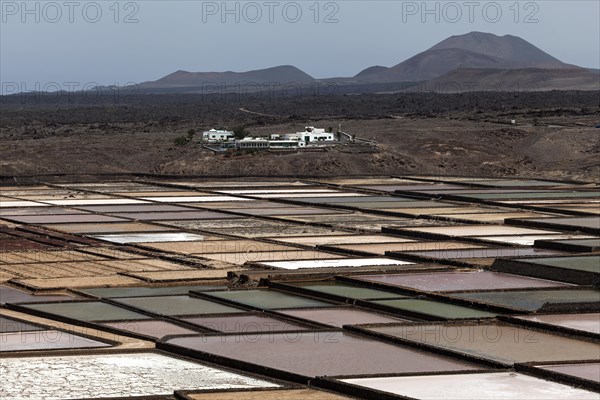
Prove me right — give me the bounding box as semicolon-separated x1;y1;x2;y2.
513;313;600;334
334;201;428;210
0;239;49;253
13;275;145;291
0;316;44;332
201;289;335;310
101;320;201;338
258;258;414;270
472;234;595;246
181;314;311;333
352;270;571;292
491;257;600;286
538;238;600;252
468;191;600;200
370;299;496;319
78;285;226;298
90;232;214;244
343;200;454;209
4;214;127;224
113;295;245;316
538;363;600;383
447;289;600;312
42;199;149;206
185;388;350;399
165;331;482;378
0;207;88;216
189;199;278;207
501;199;600;205
77;204;193;213
400;247;561;260
124;269;237;282
293;196;410;204
522;256;600;274
1;286;74;304
331;241;485;255
1;259;178;280
362;183;465;191
471;179;571;187
276;307;411;328
548;206;600;214
0;330;111;352
401;225;559;237
366;322;600;364
339;372;599;399
0;352;278;399
114;191;210;197
0;187;55;195
43;222;176;234
397;207;506;215
201;251;342;265
218;189;339;194
20;301;153;322
145;240;299;254
319;178;417;185
102;257;212;272
286;281;407;300
258;192;368;198
110;211;237;221
516;216;600;230
0;201;50;208
142;196;251;202
417;189;544;196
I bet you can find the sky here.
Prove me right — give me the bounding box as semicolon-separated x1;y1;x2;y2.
1;0;599;92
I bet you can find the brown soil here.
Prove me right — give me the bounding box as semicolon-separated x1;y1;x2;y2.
1;92;598;181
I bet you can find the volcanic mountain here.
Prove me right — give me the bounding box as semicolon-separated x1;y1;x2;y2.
355;31;579;82
140;65;314;88
136;32;596;92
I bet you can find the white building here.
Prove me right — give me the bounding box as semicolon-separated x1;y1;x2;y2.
202;129;235;142
271;127;336;145
238;137;269;149
269;139;306;149
300;126;335;142
238;137;306;149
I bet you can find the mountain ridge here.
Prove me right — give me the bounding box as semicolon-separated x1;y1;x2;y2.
141;65;314;87
126;32;599;92
354;31;577;82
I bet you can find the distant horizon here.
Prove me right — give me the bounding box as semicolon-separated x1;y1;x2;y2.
3;29;599;95
151;30;597;80
2;1;598;92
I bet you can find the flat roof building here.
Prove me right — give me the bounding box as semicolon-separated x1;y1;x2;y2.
203;129;235;142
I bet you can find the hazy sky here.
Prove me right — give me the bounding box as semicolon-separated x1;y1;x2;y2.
1;0;599;91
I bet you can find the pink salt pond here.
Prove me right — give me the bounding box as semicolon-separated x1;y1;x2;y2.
352;270;572;292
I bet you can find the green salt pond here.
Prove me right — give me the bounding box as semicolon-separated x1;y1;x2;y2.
202;289;336;310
